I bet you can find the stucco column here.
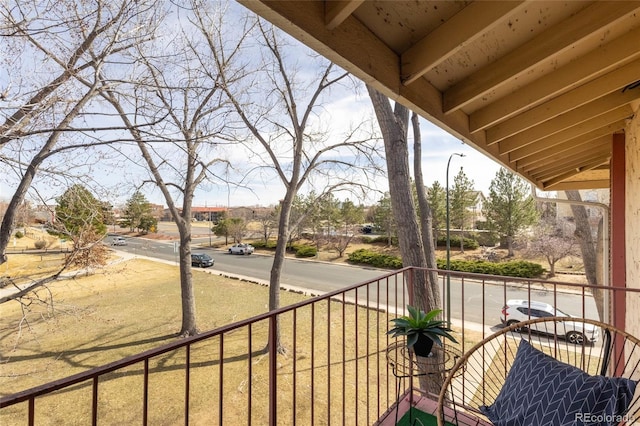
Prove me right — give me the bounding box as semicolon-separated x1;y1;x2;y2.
626;108;640;340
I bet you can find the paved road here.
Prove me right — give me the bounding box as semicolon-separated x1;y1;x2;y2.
107;235;599;327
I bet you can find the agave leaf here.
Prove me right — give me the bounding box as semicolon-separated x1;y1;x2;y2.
406;333;418;348
388;305;458;346
423;308;442;322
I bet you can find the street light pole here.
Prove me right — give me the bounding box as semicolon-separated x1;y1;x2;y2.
446;152;465;326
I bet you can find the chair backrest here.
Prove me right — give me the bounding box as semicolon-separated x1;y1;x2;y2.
437;317;640;426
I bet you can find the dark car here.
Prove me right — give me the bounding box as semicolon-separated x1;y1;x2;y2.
191;253;214;268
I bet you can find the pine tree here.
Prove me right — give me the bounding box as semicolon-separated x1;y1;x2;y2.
427;181;446;243
450;168;475;252
55;185;106;236
122;191;154;233
483;168;538;256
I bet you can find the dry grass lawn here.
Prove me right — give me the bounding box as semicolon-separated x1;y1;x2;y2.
0;247;492;425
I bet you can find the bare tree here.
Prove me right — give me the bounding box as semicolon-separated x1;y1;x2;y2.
98;3;237;336
526;218;578;277
206;16;381;353
255;208;277;244
412;112;441;302
367;87;438;313
0;0;159;265
566;190;605;321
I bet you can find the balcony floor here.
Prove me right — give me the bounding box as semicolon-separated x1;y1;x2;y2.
375;390;490;426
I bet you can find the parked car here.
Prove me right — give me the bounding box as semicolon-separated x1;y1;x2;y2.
111;237;127;246
501;299;599;344
228;243;254;255
191;253;214;267
360;224;373;234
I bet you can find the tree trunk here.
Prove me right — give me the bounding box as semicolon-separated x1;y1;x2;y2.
506;235;515;257
269;197;291;355
565;190;605;321
177;218;198;337
367;86;438;312
412;112;441;305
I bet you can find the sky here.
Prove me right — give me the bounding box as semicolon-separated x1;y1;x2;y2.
186;117;503;209
0;1;504;211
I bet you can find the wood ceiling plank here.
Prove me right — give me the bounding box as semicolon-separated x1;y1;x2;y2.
443;1;640;113
520;137;610;174
515;134;612;170
531;148;611;180
498;105;633;154
238;0;495;164
541;157;611;189
470;26;640;132
325;0;365;30
400;1;523;86
545;176;610;191
486;59;640;143
508;121;625;162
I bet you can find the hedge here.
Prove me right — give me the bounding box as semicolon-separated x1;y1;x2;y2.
251;240;278;249
348;248;544;278
436;258;544;278
347;248;403;269
249;240;316;257
436;236;479;250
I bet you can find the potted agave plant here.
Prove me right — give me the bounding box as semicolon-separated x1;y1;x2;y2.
388;306;458;357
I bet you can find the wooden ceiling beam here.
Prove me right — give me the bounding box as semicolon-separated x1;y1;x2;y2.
443;1;640;113
400;1;523;86
325;0;364;30
531;148;611;181
516;135;611;173
544;178;610;191
498;105;633;154
470;26;640;132
541;156;611;190
487;59;640;143
508;121;625;162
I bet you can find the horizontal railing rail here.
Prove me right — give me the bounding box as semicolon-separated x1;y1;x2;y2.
2;266;638;425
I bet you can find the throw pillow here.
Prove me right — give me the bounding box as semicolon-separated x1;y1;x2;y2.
480;339;637;426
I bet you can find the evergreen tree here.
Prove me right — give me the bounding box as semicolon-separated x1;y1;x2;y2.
372;192;396;246
212;217;230;245
54;185;109;270
450;168;475;252
122;191;155;233
55;185;106;236
483;168;539;256
427;181;446;243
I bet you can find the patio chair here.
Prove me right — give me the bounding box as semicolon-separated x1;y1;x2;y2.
437;317;640;426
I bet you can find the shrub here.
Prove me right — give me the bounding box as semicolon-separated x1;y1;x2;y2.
347;249;402;269
14;231;24;239
436;236;478;250
251;240;278;249
293;244;317;258
436;258;544;278
34;240;47;249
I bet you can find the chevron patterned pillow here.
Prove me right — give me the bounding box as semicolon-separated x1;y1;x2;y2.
480;339;637;426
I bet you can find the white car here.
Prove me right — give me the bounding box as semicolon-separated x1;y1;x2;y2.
501;299;599;344
111;237;127;246
228;243;254;255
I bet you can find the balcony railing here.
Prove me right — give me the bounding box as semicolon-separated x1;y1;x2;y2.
1;267;637;425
